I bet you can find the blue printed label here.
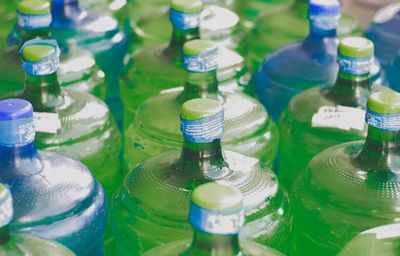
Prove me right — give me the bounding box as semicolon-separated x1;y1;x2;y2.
21;39;60;76
0;118;35;147
366;109;400;131
189;202;244;235
169;8;201;30
180;112;224;143
309;15;340;31
18;13;52;30
338;55;373;76
184;46;218;73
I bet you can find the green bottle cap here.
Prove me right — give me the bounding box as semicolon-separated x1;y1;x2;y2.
338;37;374;58
368;89;400;115
171;0;203;13
183;40;217;56
181;98;223;121
22;44;56;62
18;0;51;15
192;183;243;211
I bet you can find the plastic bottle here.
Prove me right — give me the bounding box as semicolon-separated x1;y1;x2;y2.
279;37;374;191
0;98;107;255
143;183;286;256
292;89;400;255
124;39;278;170
112;98;291;255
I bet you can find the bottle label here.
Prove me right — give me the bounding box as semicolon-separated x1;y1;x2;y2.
338;55;373;75
180;112;224;143
189;202;245;235
364;224;400;239
312;106;366;131
18;13;52;30
184;46;219;73
309;14;340;31
366;109;400;131
0;118;35;147
21;39;60;76
33;112;62;134
169;8;201;30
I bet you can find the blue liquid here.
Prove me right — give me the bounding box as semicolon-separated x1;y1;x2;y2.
253;33;338;121
0;143;107;256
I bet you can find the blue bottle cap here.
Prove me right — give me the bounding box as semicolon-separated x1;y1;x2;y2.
0;99;35;147
309;0;341;16
0;184;13;229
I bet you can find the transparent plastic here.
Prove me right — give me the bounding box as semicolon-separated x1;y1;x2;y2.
124;86;278;170
292;140;400;255
144;239;285;256
243;0;362;72
338;223;400;256
0;145;107;256
112;148;291;255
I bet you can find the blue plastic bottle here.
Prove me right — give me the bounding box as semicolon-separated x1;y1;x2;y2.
0;98;107;256
253;0;341;121
367;3;400;91
50;0;129;125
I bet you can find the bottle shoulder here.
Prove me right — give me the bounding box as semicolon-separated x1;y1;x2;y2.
119;150;281;219
294;142;400;212
3;150;100;225
0;233;75;255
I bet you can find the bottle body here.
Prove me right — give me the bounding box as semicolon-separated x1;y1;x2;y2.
112;150;291;255
124;87;279;170
279;87;367;190
1;150;107;256
292;142;400;255
0;232;75;256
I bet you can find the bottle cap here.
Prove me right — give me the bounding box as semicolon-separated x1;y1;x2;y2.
171;0;203;13
183;40;218;73
0;184;13;229
0;99;35;146
339;37;374;58
21;39;60;76
309;0;340;16
180;99;224;143
18;0;51;15
338;37;374;76
0;99;34;121
189;183;244;235
366;89;400;131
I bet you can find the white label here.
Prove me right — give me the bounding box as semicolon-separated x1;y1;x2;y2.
33;112;62;134
311;106;366;131
364;224;400;240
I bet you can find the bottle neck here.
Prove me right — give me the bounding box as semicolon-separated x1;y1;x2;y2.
326;72;371;107
0;142;42;179
20;27;50;47
356;127;400;173
51;0;80;19
178;71;222;103
184;230;241;256
309;24;337;38
22;73;63;112
178;139;230;180
164;27;200;61
0;227;10;246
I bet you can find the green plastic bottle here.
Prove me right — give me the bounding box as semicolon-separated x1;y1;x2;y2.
143;183;286;256
0;0;105;100
18;38;122;205
243;0;362;72
113;98;291;256
0;183;76;256
279;37;375;191
120;0;246;129
338;223;400;256
124;39;278;170
292;89;400;256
